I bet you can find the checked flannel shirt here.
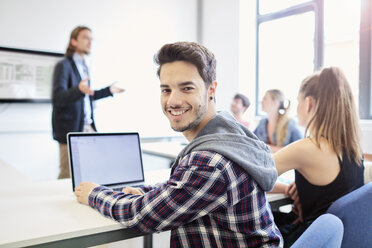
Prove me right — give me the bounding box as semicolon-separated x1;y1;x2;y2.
88;150;283;248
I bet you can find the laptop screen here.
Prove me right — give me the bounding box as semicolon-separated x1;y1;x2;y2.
68;132;145;190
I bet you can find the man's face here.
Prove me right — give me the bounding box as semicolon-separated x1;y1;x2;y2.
231;98;245;115
160;61;212;137
72;29;92;55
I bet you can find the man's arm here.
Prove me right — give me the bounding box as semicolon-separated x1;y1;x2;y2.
75;152;227;233
93;83;125;100
52;61;85;106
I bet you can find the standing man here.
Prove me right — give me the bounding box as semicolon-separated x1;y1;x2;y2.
75;42;282;247
52;26;124;179
231;93;251;128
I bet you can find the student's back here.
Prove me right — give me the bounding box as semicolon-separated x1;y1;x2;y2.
291;138;364;220
271;67;365;247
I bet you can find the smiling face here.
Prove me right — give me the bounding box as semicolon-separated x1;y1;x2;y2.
160;61;216;140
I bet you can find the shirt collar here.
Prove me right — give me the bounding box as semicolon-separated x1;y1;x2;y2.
73;52;85;65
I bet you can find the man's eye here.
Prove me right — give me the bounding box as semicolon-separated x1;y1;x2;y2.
184;87;194;91
161;89;170;93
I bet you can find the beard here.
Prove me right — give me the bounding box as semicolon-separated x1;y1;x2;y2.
170;102;207;133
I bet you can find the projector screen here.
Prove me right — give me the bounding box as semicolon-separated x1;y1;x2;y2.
0;47;64;103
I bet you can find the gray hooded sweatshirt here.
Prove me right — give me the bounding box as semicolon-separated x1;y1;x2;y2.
173;111;277;191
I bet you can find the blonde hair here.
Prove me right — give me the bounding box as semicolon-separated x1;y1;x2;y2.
267;89;291;146
65;26;91;57
299;67;362;165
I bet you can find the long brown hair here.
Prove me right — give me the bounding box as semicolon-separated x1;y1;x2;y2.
267;89;290;146
299;67;362;165
65;26;91;57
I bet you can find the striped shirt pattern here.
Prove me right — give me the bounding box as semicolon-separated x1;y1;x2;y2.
88;151;283;247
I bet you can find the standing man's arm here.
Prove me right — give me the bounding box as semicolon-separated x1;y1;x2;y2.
52;61;87;106
93;82;125;100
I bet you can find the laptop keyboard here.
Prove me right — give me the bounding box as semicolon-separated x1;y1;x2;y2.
112;187;124;191
112;185;142;192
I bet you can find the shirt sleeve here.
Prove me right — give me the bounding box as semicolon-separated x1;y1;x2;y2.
88;151;227;233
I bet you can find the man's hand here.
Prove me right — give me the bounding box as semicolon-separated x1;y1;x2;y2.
122;186;143;195
74;182;99;205
109;82;125;94
78;78;94;96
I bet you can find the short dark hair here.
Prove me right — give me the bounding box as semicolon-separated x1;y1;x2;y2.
234;93;250;108
154;42;216;87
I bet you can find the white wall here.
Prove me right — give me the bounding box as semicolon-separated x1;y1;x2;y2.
202;0;240;112
360;120;372;154
0;0;198;137
0;0;201;180
0;0;245;181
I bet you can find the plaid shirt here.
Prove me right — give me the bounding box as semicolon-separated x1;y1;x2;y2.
89;151;283;247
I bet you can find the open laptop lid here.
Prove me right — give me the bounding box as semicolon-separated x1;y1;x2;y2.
67;132;145;191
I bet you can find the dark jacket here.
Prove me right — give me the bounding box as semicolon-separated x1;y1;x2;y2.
51;57;112;143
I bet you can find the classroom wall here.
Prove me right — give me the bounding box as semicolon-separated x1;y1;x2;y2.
0;0;200;179
202;0;240;110
0;0;242;180
1;0;370;180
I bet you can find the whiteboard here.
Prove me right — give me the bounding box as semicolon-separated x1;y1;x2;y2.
0;47;64;102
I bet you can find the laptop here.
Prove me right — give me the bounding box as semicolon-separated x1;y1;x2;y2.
67;132;145;191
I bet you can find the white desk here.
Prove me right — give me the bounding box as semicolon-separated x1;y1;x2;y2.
0;159;31;185
0;163;288;248
0;168;170;248
142;142;186;160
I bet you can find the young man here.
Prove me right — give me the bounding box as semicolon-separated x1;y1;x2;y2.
52;26;124;179
231;93;251;128
75;42;282;247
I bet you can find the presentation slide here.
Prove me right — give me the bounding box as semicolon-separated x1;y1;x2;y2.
0;47;63;102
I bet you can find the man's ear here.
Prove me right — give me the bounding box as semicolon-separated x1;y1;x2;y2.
208;81;217;98
70;38;77;47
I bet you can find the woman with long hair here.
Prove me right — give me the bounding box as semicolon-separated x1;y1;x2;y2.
254;89;302;152
271;67;365;247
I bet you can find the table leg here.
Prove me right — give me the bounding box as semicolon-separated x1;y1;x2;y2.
143;234;153;248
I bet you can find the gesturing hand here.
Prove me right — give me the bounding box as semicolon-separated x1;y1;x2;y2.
109;82;125;94
78;78;94;96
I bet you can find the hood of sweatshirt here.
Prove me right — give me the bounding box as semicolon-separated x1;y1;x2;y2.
174;111;277;191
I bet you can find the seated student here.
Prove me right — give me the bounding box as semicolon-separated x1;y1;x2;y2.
254;89;303;152
271;67;365;247
74;42;283;247
230;93;251;128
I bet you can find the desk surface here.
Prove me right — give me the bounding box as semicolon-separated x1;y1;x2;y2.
0;159;31;185
0;168;170;248
0;165;287;248
142;142;186;159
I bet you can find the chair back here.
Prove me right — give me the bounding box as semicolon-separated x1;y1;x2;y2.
291;213;343;248
327;182;372;248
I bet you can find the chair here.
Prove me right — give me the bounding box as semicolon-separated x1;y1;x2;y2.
291;213;344;248
326;182;372;248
